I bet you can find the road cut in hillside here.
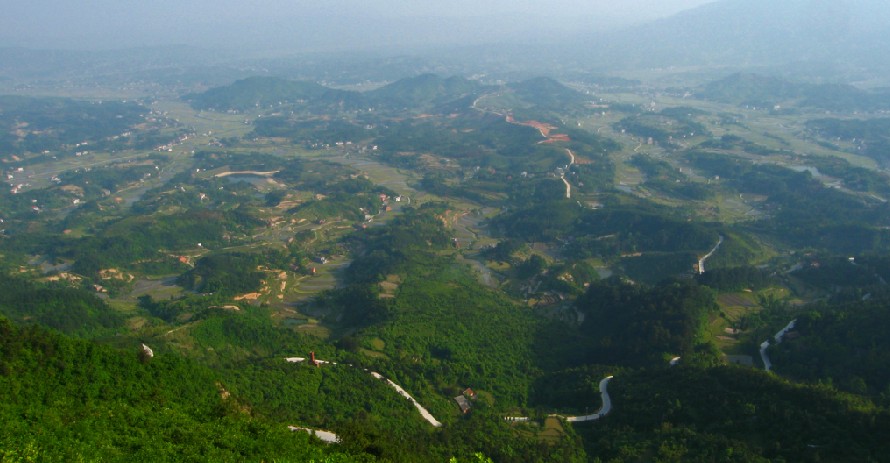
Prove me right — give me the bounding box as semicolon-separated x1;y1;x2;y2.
370;372;442;427
285;356;442;427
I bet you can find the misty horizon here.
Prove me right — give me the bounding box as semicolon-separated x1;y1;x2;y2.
2;0;715;52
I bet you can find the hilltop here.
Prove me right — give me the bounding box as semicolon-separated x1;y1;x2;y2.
186;74;489;114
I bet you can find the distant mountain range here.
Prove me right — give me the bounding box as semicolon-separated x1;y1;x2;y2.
4;0;890;87
697;72;890;111
583;0;890;77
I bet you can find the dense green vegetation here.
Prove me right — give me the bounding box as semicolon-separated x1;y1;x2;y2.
770;296;890;400
577;279;719;366
8;67;890;462
0;317;378;462
582;365;890;462
0;273;121;336
61;209;259;277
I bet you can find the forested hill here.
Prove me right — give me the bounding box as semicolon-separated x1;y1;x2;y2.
0;273;121;336
183;76;357;111
507;77;590;111
365;73;490;111
0;317;377;462
185;74;489;113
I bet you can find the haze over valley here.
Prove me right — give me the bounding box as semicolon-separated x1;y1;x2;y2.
3;1;890;461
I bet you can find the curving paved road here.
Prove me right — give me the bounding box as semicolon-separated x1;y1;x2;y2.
506;375;614;423
565;376;613;422
760;319;797;372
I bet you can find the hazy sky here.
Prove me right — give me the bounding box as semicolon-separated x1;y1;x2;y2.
1;0;715;51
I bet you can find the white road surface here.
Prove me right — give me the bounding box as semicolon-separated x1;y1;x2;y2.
698;235;724;274
565;376;614;422
288;426;339;443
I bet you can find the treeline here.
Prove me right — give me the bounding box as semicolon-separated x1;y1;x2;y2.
375;113;559;169
805;155;890;197
184;76;355;112
287;179;390;223
299;202;589;461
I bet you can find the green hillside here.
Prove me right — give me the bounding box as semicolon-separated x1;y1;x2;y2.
0;317;377;462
